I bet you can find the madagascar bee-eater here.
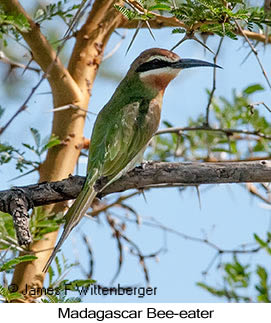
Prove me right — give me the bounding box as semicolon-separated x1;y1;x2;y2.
43;48;220;272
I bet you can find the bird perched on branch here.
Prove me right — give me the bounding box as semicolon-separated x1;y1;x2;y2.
43;48;220;272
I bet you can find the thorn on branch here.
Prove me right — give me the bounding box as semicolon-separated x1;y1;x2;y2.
2;161;271;247
171;30;215;53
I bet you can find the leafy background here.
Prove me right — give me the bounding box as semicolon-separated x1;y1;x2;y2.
1;0;271;302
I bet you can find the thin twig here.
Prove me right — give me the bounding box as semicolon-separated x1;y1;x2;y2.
245;183;271;205
249;101;271;114
86;191;140;218
106;213;153;284
49;104;96;116
0;2;86;136
156;126;271;141
114;213;263;255
205;37;224;126
240;40;260;65
0;51;40;73
0;76;45;135
62;0;90;40
235;19;271;90
103;31;127;61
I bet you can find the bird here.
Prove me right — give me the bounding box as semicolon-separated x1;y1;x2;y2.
43;48;220;272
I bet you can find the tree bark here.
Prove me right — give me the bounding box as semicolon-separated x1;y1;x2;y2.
119;3;271;44
2;160;271;248
1;0;123;302
1;160;271;214
1;0;270;303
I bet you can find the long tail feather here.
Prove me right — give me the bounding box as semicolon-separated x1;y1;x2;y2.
43;185;97;272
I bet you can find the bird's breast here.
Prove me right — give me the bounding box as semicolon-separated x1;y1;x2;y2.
143;92;163;135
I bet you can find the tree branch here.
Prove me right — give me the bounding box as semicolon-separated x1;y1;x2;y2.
67;0;123;98
156;126;271;141
5;189;33;246
0;0;83;106
2;0;124;301
119;9;271;44
1;160;271;215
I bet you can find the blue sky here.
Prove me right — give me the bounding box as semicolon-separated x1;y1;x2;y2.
1;11;271;302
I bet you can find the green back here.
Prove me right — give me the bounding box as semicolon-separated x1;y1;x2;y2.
86;73;158;184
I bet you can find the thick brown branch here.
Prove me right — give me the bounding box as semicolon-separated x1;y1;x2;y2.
3;0;124;302
4;189;33;246
120;12;271;44
68;0;123;98
1;161;271;214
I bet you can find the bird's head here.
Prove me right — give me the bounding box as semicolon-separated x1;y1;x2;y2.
129;48;221;93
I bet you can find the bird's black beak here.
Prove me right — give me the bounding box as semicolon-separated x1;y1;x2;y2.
171;58;222;69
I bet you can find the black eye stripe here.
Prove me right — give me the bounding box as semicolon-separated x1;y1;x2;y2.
136;59;171;73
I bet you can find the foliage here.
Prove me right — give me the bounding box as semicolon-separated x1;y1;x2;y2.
148;84;270;162
0;255;37;272
115;0;271;42
0;253;94;303
0;0;271;304
30;207;64;242
0;212;16;249
22;128;61;164
198;233;271;302
0;206;64;251
0;7;30;43
34;1;81;25
40;255;95;303
0;256;36;302
0;125;60;175
0;285;24;303
197;256;251;302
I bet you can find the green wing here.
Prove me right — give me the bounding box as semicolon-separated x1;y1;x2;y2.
87;98;153;181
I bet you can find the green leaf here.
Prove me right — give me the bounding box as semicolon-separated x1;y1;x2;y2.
254;233;271;255
6;292;24;301
244;84;264;95
163;120;174;128
48;266;55;286
0;12;30;32
0;212;16;248
256;266;270;302
254;233;267;248
34;1;81;24
30;127;41;148
22;143;36;152
55;256;62;276
172;28;186;34
0;255;38;272
41;135;61;154
0;285;24;302
114;5;137;20
149;4;171;11
0;105;4;119
62;279;95;292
